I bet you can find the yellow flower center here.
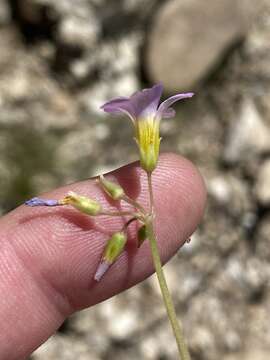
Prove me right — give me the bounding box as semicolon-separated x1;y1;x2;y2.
135;116;161;172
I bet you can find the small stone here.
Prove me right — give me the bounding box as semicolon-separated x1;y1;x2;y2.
224;350;270;360
256;215;270;260
254;159;270;205
146;0;252;91
57;15;99;48
96;295;141;341
208;176;231;204
32;334;100;360
0;0;10;25
244;257;267;295
224;99;270;164
107;310;138;340
208;174;254;216
189;326;215;359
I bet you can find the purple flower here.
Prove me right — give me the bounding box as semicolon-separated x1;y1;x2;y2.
101;84;193;172
94;261;110;282
25;197;59;207
101;83;193;121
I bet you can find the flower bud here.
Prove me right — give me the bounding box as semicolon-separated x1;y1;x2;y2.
99;175;124;200
137;224;147;247
60;191;102;216
94;232;127;281
103;232;127;264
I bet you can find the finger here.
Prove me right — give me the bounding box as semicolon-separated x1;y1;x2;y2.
0;153;206;359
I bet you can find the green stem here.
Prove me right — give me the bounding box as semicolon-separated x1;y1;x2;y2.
146;172;191;360
146;221;191;360
99;210;136;217
147;172;154;214
122;194;146;215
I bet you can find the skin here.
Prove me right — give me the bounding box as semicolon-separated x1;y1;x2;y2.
0;153;206;360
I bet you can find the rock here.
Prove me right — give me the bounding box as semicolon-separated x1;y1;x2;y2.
224;350;270;360
256;215;270;260
208;174;255;221
57;14;100;49
243;257;268;298
140;325;179;359
0;0;10;25
208;175;248;207
208;176;232;205
254;159;270;205
32;334;100;360
186;293;244;360
223;99;270;164
188;326;216;360
146;0;252;91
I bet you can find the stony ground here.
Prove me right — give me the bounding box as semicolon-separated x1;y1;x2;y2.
1;0;270;359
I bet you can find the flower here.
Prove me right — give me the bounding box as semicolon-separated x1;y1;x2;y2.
25;197;59;206
101;84;193;172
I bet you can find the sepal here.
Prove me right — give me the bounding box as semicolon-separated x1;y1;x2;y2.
99;175;124;200
60;191;102;216
94;232;127;281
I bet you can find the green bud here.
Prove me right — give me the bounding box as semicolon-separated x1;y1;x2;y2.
61;191;102;216
99;175;124;200
137;224;147;247
103;232;127;264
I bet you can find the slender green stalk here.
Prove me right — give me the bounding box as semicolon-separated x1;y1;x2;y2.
147;172;154;214
99;210;136;217
122;194;146;215
146;173;191;360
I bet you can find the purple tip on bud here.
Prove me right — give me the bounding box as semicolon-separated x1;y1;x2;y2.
94;261;110;282
25;197;59;207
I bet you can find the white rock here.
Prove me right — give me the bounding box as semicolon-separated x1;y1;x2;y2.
224;350;270;360
254;159;270;205
58;15;99;48
208;177;231;204
224;99;270;164
0;0;10;25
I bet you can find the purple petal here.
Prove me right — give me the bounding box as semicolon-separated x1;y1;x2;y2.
101;84;163;121
156;92;194;119
94;260;110;281
162;108;176;118
129;83;163;118
101;97;136;122
25;197;59;207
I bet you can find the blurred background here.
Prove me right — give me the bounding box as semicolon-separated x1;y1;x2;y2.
1;0;270;359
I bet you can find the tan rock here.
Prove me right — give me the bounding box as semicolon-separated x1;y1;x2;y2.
146;0;252;91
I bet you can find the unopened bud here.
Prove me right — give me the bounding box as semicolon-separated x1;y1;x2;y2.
137;224;147;247
99;175;124;200
94;232;127;281
60;191;102;216
103;231;127;264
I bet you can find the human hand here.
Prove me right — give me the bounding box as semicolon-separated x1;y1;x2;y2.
0;153;206;360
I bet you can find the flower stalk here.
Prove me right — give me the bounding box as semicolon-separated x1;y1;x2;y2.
146;174;191;360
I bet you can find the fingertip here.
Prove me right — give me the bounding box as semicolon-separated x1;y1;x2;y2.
158;152;207;222
147;153;206;262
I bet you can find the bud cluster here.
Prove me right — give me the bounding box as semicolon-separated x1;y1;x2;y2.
25;176;148;281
